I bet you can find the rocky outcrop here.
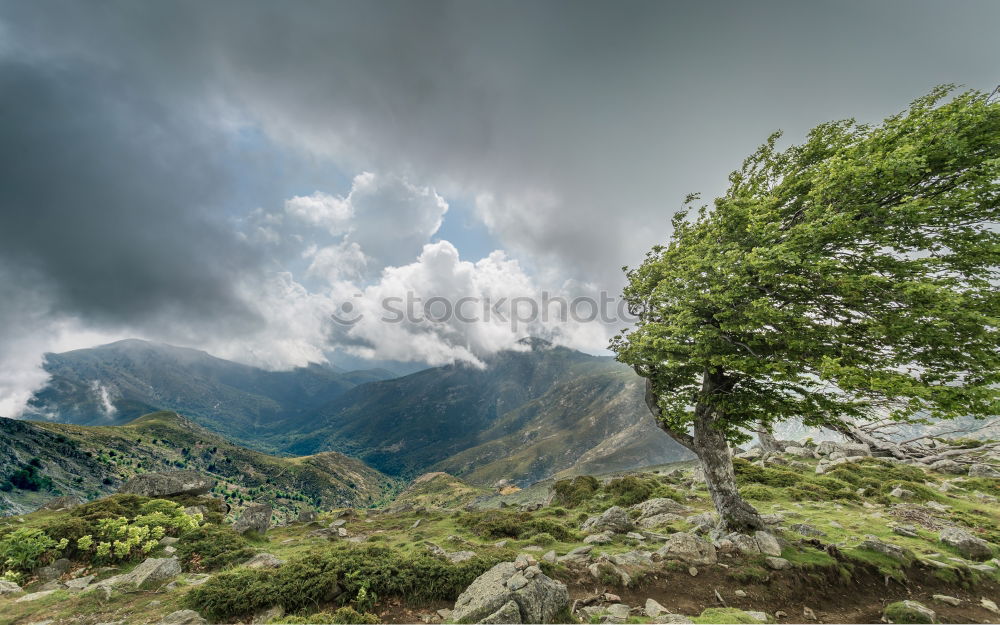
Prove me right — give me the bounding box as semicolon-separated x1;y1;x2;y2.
581;506;634;534
36;495;82;512
859;536;914;563
0;580;23;595
939;526;992;560
119;470;215;497
451;556;569;623
233;503;272;534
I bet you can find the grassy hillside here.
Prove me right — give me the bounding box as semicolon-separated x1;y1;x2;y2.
0;447;997;624
0;412;399;518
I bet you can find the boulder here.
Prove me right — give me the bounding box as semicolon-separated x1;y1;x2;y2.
588;561;632;586
969;464;1000;478
119;470;214;497
581;506;634;534
754;531;782;557
789;523;825;537
645;598;669;618
126;556;181;587
656;532;717;566
0;580;23;595
584;531;614;544
233;503;272;534
632;498;688;519
297;507;318;523
451;561;569;623
890;487;915;499
841;443;871;457
784;446;814;458
36;495;82;512
637;513;684;529
939;526;993;561
816;441;841;456
65;574;95;590
652;615;695;624
932;595;960;607
36;557;71;581
160;609;208;625
243;553;285;569
765;556;791;570
727;533;761;556
447;551;477;563
15;589;57;602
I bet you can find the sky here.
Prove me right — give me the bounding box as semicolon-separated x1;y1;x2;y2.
1;0;999;416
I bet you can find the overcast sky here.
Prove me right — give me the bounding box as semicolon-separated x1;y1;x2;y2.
1;0;998;415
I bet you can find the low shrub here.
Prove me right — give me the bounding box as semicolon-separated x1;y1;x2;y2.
551;475;600;507
733;458;799;488
0;527;58;574
740;484;779;501
177;524;256;571
187;544;513;622
272;607;379;624
605;475;657;506
457;509;577;541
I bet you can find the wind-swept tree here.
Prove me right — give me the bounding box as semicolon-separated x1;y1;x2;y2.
611;86;1000;532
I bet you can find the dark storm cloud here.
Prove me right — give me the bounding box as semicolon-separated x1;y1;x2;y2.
0;0;999;377
0;56;263;333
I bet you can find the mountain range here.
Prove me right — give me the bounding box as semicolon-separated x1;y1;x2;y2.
16;338;691;487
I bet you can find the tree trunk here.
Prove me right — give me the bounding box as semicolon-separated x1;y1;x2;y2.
642;375;765;533
756;424;781;453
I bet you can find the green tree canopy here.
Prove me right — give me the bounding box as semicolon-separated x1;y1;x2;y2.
612;86;1000;531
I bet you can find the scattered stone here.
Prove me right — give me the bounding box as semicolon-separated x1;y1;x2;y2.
981;598;1000;615
412;519;422;529
940;526;992;560
784;446;814;457
581;506;634;534
160;610;208;625
637;513;684;529
687;566;698;576
789;523;825;537
36;558;71;581
233;504;272;535
932;594;960;607
727;533;760;556
734;590;747;598
584;531;614;544
803;607;817;621
330;519;347;527
651;615;694;624
745;611;769;623
160;536;179;546
448;551;477;564
557;545;593;563
451;561;570;624
841;443;871;457
609;550;654;567
883;600;935;624
657;532;717;566
243;553;285;569
765;556;791;570
119;470;214;497
632;498;689;519
925;501;951;512
542;550;556;563
828;520;843;529
929;460;965;475
297;508;318;523
626;532;646;540
128;556;182;587
0;580;23;595
588;561;632;587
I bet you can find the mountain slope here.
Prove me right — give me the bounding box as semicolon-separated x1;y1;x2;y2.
0;411;397;517
23;339;394;446
287;340;691;484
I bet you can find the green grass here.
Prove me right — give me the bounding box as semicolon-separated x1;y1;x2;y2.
692;608;768;624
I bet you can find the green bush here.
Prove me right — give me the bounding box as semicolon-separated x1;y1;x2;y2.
740;484;779;501
552;475;600;507
733;458;798;487
605;475;657;506
529;532;556;546
187;544;514;622
457;509;576;541
883;601;934;624
177;524;256;572
0;527;58;573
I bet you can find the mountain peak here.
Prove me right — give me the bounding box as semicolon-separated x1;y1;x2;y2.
516;337;553;351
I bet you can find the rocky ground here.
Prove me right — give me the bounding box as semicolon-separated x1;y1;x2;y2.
0;437;998;624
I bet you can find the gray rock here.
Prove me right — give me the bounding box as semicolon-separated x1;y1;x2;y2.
893;524;920;538
447;551;477;564
542;550;556;563
589;561;632;586
969;464;1000;478
557;545;593;563
841;443;871;457
36;558;71;581
745;611;770;623
651;615;695;624
765;556;791;570
64;575;95;590
233;503;272;535
451;561;569;624
15;590;57;602
609;550;654;567
296;508;318;523
119;470;214;497
645;598;669;618
932;594;960;607
784;446;814;458
637;513;685;528
816;441;841;456
859;536;914;563
656;532;717;566
584;531;614;544
603;603;631;623
160;610;208;625
243;553;284;569
581;506;634;534
940;526;992;560
728;533;761;556
890;487;915;499
929;459;966;475
97;557;181;589
789;523;825;537
0;580;23;595
36;495;82;512
631;498;689;519
754;531;781;557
